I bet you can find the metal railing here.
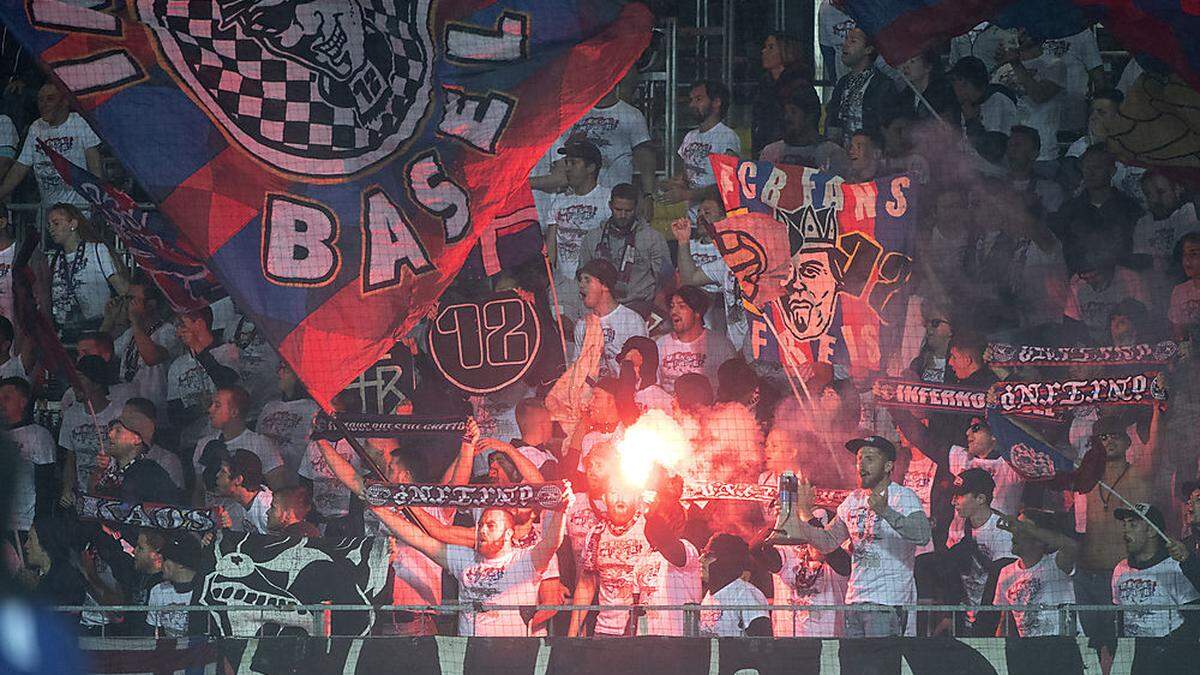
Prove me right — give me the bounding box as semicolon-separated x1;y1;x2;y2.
50;602;1198;638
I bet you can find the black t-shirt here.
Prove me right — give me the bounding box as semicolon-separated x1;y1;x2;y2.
35;563;86;607
119;457;182;505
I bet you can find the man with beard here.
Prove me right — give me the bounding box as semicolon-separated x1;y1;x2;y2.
370;494;569;636
568;480;700;636
1111;504;1200;674
400;438;568;636
1132;170;1199;308
664;80;741;222
780;240;842;343
572;258;647;378
578;183;670;315
655;286;735;394
671;198;743;344
826;28;892;146
780;435;930;669
760;86;849;175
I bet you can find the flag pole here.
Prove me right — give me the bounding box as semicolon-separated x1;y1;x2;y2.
1097;480;1171;543
542;252;570;360
896;70;946;124
757;303;815;411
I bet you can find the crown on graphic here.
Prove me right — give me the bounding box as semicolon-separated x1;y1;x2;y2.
780;205;839;254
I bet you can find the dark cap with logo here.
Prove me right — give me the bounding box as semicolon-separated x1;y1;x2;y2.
557;137;602;167
1113;502;1167;533
952;467;995;498
845;435;897;461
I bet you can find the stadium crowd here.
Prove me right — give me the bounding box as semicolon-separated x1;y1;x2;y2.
1;5;1200;675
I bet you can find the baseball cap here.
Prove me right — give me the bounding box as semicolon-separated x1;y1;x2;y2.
1113;502;1167;533
117;407;156;446
557;138;602;167
845;435;897;461
952;467;995;498
160;533;202;570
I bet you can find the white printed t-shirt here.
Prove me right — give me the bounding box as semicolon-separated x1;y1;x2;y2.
8;423;56;531
113;322;184;410
548;184;612;281
573;304;647;379
700;577;769;637
0;241;15;322
15;112;101;210
558;100;652;188
166;343;240;411
192;428;284;477
146;581;192;636
446;545;545;637
241;488;273;534
678;122;740;211
655;329;736;393
1111;556;1200;637
773;544;848;637
257;397;320;472
995;551;1077;637
298;439;360;520
836;483;925;605
59;396;124;492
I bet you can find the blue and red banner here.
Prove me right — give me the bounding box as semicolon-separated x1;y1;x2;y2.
842;1;1200;92
987;410;1104;491
709;155;918;376
41;142;224;313
0;1;651;408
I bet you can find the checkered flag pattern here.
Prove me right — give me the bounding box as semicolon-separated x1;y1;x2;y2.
150;0;428;160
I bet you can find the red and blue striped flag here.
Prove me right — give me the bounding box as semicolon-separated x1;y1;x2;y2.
0;1;651;409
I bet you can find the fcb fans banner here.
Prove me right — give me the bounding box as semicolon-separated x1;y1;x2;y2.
429;290;542;394
42;143;224;313
709;156;917;375
0;1;653;410
987;340;1181;367
198;531;391;638
76;494;217;533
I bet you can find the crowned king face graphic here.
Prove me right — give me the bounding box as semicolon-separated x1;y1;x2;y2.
139;0;434;177
778;205;842;341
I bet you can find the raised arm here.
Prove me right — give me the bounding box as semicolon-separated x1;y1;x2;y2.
368;504;449;568
781;479;851;554
439;418;478;484
477;438;545;483
531;495;568;574
407;506;476;548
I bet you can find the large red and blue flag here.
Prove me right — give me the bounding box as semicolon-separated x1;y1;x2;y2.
709;155;918;377
841;1;1200;92
41;142;225;313
0;1;651;409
